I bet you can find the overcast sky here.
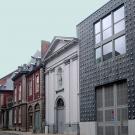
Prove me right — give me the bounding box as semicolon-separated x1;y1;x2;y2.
0;0;109;78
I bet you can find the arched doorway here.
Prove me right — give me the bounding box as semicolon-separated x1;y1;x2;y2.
34;103;40;133
56;98;65;134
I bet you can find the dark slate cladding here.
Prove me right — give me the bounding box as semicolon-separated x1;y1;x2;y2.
77;0;135;122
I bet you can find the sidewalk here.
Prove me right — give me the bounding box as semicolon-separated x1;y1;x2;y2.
0;131;65;135
0;131;45;135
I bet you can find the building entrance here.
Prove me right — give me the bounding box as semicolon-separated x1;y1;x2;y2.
96;81;128;135
56;98;65;134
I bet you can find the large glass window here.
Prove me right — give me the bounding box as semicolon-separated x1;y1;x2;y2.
96;47;102;63
103;42;113;61
102;14;112;40
114;20;125;34
95;21;101;34
114;6;125;34
95;21;101;44
114;6;124;23
94;6;125;62
115;35;126;56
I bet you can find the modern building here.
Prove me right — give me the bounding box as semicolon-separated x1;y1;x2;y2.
77;0;135;135
0;72;15;130
43;36;80;135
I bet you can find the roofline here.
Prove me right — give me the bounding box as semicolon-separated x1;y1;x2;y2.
0;70;16;80
42;36;78;61
76;0;111;27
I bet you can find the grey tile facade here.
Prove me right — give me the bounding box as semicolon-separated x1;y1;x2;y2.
77;0;135;122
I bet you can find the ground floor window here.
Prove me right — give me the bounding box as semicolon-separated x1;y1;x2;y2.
96;81;128;135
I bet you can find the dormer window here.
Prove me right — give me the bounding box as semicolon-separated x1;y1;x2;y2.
57;67;63;90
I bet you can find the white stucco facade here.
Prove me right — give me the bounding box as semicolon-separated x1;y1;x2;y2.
44;37;79;135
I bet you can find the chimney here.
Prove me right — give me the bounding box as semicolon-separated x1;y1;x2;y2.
41;40;50;58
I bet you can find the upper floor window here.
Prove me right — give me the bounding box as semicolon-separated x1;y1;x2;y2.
28;79;32;96
94;6;125;63
57;67;63;89
35;75;39;92
18;84;22;101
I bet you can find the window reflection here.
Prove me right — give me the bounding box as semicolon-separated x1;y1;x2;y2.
103;27;112;40
102;14;112;30
103;42;113;61
115;35;126;56
114;20;125;34
95;33;101;44
114;6;124;23
96;47;102;63
95;21;101;34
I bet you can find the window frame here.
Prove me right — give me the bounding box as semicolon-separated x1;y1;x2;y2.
18;107;22;123
18;83;22;101
35;74;40;93
57;67;63;90
95;5;126;63
28;79;33;96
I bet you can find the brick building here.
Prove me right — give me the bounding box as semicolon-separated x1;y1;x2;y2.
26;41;49;133
77;0;135;135
12;65;29;131
0;72;15;129
11;41;49;133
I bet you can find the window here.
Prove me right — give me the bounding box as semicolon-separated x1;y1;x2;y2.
102;14;112;40
14;109;16;123
14;87;17;102
96;47;102;63
57;67;63;89
35;75;39;92
18;84;22;101
18;107;21;123
114;6;125;34
28;79;32;96
103;42;113;61
94;6;125;63
115;35;126;56
95;21;101;44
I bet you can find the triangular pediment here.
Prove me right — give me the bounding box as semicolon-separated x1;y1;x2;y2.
45;36;75;58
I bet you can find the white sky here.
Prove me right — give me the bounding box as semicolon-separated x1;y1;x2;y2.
0;0;109;78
